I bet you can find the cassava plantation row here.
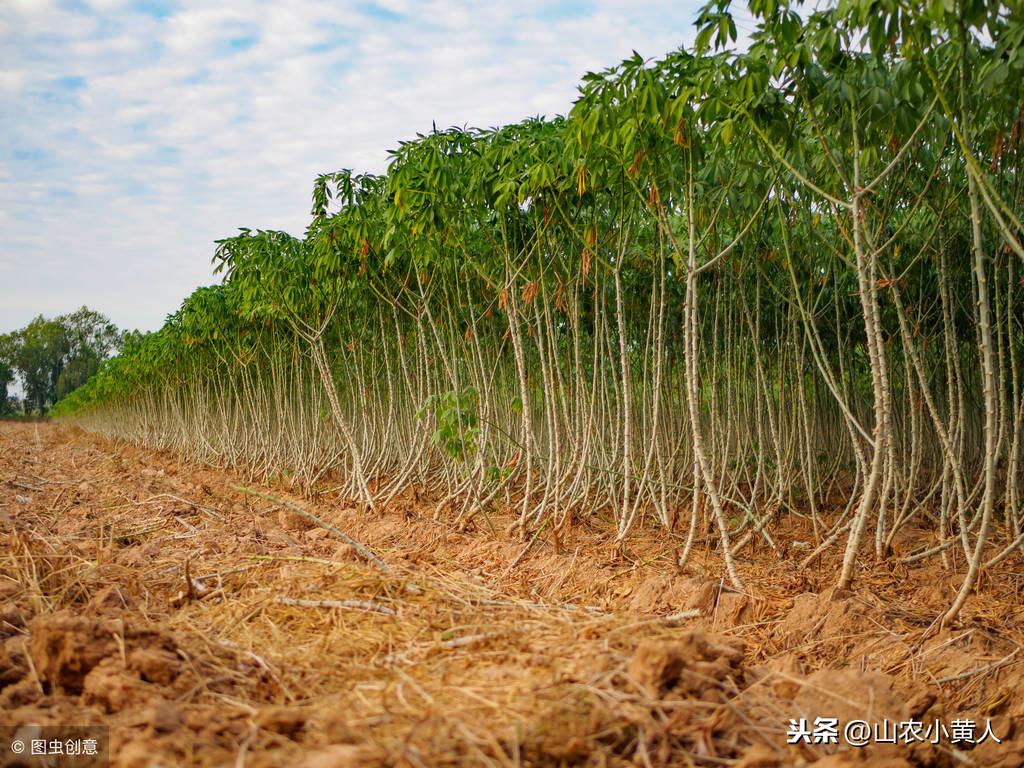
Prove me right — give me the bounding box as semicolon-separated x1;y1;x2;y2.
54;1;1024;622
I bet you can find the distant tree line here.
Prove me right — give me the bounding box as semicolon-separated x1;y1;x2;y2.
0;307;124;415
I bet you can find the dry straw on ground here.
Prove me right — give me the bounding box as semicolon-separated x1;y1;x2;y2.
2;422;1023;767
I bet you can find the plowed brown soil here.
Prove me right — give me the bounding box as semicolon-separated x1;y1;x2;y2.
2;421;1023;767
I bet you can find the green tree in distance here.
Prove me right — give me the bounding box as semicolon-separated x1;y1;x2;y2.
0;334;15;416
56;307;122;401
2;307;123;414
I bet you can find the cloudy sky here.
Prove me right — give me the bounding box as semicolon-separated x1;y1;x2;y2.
1;0;727;334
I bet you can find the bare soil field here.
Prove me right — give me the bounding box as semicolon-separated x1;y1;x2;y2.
2;421;1023;767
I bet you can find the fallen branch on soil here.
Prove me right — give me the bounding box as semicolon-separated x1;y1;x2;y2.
47;488;67;513
274;595;398;616
434;632;497;650
150;493;226;522
170;557;213;607
248;553;348;567
474;597;606;615
936;647;1021;684
664;609;702;623
233;484;390;574
506;518;550;572
383;631;506;664
605;609;703;639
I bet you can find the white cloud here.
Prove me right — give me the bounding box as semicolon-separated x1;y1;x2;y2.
1;0;710;334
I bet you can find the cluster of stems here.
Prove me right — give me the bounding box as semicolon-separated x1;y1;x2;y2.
57;1;1024;620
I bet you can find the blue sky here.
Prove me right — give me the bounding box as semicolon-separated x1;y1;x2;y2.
0;0;734;334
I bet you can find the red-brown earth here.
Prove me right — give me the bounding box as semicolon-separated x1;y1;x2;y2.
1;421;1023;767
